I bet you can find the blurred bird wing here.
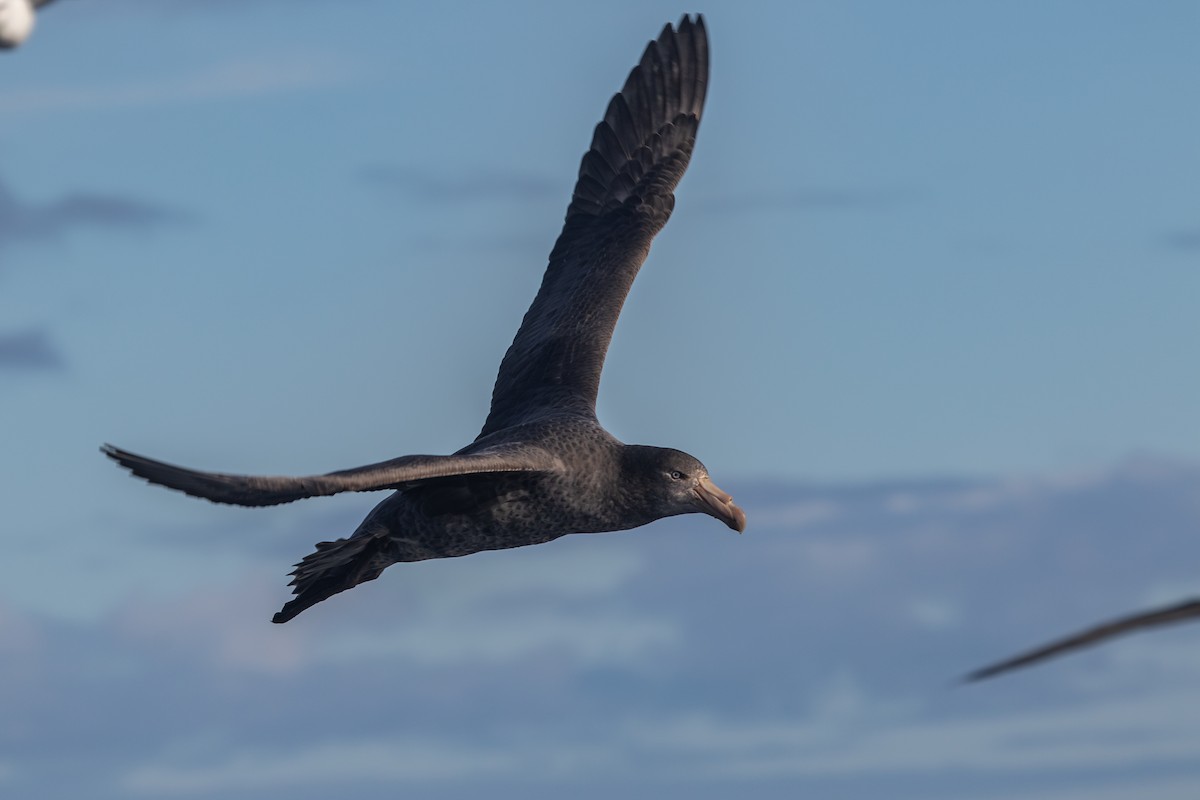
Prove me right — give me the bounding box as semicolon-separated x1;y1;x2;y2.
964;598;1200;682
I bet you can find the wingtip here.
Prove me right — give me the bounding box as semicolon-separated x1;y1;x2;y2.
957;649;1046;683
676;13;707;40
273;595;310;624
101;442;132;469
273;592;303;623
665;14;706;46
958;667;995;685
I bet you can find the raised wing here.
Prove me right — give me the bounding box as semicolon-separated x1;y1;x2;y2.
479;15;709;436
102;443;560;507
964;598;1200;682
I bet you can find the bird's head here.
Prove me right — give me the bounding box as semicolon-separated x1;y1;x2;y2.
623;446;746;533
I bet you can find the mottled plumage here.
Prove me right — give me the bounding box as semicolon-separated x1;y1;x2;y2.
965;598;1200;682
104;15;745;624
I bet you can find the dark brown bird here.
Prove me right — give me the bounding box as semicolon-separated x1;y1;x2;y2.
103;15;745;624
964;598;1200;682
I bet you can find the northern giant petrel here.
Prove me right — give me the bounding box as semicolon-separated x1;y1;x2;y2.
964;597;1200;682
103;15;744;623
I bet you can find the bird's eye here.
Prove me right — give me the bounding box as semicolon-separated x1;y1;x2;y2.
670;470;685;480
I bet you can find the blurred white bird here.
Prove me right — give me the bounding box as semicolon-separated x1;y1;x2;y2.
0;0;57;50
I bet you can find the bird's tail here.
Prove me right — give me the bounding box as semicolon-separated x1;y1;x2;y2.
272;532;392;623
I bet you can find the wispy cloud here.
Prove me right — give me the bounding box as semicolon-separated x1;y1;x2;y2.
112;546;673;672
122;738;524;794
8;460;1200;799
359;164;560;204
113;682;1200;793
0;328;64;371
618;690;1200;780
319;610;679;667
0;177;186;249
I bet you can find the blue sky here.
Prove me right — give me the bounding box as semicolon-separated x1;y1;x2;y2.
2;1;1199;797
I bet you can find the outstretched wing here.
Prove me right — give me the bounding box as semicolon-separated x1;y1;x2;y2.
964;598;1200;682
479;15;709;436
102;443;560;507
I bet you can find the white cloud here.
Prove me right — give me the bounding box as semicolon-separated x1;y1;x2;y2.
906;597;963;630
11;464;1200;799
331;546;680;666
122;736;621;795
122;739;520;794
111;546;674;671
622;674;920;763
638;687;1200;779
117;681;1200;795
313;545;679;665
978;777;1200;800
883;466;1111;517
789;537;881;577
113;576;310;674
754;499;842;529
403;545;647;613
319;610;678;666
886;482;1031;516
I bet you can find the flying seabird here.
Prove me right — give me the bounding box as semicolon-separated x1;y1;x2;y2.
104;15;744;623
0;0;56;50
964;597;1200;682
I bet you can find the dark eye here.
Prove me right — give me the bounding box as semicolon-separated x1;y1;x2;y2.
670;470;685;480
